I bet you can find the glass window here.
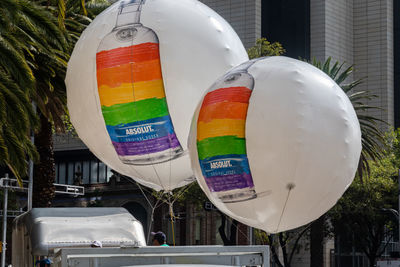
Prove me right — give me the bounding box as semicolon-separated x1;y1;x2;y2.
59;163;66;184
83;161;90;184
106;166;113;183
98;162;106;183
91;160;98;183
74;162;83;185
262;0;310;59
195;217;201;245
55;163;59;183
67;162;74;185
54;159;114;185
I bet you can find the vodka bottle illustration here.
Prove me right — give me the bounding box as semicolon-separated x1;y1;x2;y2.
96;0;183;165
197;60;258;203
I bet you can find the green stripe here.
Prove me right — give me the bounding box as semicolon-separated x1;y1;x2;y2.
102;98;169;126
197;136;246;160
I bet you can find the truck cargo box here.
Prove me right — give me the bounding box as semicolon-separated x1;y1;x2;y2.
12;207;146;267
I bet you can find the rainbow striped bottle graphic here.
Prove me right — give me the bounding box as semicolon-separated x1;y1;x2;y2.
196;60;257;203
96;0;183;165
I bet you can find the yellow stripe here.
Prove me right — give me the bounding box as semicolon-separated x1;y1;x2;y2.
197;119;245;141
98;79;166;106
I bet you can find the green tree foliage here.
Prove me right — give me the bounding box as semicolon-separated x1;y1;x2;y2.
255;226;310;267
329;132;399;267
247;38;285;59
0;0;69;184
0;0;100;199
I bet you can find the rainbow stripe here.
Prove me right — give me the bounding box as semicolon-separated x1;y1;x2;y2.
197;86;254;192
96;42;181;157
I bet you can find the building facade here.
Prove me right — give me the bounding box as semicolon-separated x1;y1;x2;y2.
201;0;397;129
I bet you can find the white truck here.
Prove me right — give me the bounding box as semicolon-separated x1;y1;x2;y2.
11;208;269;267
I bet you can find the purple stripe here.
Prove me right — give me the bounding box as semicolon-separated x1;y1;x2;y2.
205;173;254;192
112;134;180;156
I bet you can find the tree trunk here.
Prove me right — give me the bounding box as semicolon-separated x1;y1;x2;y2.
368;255;376;267
218;212;237;245
32;114;55;207
310;215;325;267
279;233;290;267
268;234;284;267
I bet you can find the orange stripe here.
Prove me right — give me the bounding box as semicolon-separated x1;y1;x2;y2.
197;119;246;141
96;42;159;69
98;80;165;106
97;60;162;87
198;102;248;123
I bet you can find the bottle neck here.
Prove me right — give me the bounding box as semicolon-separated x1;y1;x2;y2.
115;2;143;28
241;59;258;72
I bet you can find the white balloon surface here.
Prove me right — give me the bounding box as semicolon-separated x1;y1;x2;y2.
66;0;248;191
188;56;362;233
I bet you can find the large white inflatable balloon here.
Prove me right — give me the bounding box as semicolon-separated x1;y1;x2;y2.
66;0;248;191
188;56;362;233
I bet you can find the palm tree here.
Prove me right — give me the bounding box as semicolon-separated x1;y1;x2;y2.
29;0;111;207
0;0;68;184
29;0;95;207
309;57;386;267
0;0;93;205
311;57;385;178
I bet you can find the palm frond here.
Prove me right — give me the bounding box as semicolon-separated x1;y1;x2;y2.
18;0;68;50
0;34;35;89
309;57;387;179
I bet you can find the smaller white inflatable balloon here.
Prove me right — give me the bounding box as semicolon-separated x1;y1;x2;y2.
66;0;248;191
188;56;362;233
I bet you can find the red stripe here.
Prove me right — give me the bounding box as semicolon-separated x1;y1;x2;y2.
201;87;252;107
96;43;159;69
198;102;249;123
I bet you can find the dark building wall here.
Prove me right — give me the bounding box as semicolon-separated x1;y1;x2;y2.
261;0;310;59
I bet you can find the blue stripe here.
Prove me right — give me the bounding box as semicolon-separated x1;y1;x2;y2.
106;115;175;143
199;154;251;178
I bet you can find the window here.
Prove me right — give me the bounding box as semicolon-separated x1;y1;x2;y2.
83;161;90;184
58;163;66;184
98;162;106;183
55;159;113;185
91;160;98;184
67;163;74;185
261;0;310;60
195;217;201;245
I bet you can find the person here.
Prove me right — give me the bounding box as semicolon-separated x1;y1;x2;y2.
91;240;102;248
151;231;169;246
35;258;51;267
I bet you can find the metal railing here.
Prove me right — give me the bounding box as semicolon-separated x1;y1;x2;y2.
53;245;270;267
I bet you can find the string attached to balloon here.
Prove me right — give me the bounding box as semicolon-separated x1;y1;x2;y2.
135;179;196;245
275;183;295;233
168;201;175;246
